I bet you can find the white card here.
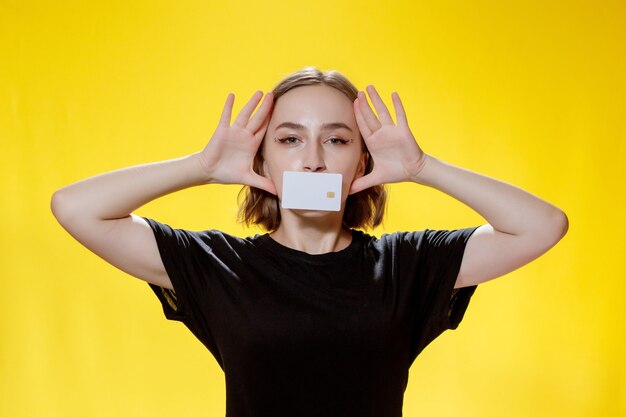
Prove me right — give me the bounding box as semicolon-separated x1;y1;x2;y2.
281;171;342;211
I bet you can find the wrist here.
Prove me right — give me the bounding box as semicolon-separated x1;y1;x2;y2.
410;153;436;185
187;152;214;185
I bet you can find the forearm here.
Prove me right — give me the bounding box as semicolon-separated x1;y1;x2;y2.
412;154;568;237
51;151;209;221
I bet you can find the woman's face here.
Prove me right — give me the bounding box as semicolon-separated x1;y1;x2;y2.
262;84;368;208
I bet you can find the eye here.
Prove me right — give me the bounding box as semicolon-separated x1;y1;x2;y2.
325;137;352;145
274;136;301;145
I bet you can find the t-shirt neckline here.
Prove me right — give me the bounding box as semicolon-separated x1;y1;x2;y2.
257;229;364;264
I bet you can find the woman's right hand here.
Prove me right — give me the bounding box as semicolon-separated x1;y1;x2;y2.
197;90;276;195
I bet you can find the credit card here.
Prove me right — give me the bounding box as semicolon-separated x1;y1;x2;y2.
281;171;342;211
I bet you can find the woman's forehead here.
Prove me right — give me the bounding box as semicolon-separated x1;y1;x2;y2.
269;87;356;130
273;121;355;133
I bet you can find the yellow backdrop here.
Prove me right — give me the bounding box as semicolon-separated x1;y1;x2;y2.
2;0;624;416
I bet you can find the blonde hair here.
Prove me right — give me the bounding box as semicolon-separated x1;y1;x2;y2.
237;66;387;232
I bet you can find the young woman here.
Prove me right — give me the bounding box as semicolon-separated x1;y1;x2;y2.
51;66;568;417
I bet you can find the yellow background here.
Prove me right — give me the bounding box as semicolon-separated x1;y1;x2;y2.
2;0;624;416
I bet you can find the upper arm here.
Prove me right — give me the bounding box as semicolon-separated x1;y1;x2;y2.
52;196;173;290
455;214;568;288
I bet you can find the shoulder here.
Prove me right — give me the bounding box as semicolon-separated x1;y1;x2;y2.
355;229;428;255
190;228;267;254
356;227;479;254
140;216;265;252
361;229;426;244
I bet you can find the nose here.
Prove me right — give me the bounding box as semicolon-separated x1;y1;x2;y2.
302;143;326;173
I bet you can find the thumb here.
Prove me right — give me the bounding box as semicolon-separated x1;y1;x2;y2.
349;173;379;195
247;173;277;195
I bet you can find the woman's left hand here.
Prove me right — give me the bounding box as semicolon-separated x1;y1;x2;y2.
350;85;428;194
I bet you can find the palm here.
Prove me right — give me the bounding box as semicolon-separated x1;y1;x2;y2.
199;91;276;195
350;85;427;195
360;124;423;182
203;124;261;183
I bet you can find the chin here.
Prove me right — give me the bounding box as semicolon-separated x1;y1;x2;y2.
289;208;338;216
283;207;347;218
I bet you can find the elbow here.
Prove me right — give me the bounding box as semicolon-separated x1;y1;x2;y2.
555;209;569;238
51;190;61;216
513;208;569;254
50;190;73;225
546;209;569;246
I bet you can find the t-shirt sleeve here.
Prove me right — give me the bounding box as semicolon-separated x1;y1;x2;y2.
406;225;481;362
140;216;209;323
140;216;229;366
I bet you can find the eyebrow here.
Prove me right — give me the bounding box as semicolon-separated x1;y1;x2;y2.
275;121;353;132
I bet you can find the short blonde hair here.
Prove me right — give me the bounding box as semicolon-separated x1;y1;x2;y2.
237;66;387;232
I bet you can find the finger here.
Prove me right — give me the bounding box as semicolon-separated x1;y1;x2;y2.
218;93;234;127
365;85;394;125
247;92;274;134
254;110;271;143
248;173;277;195
349;172;381;195
357;90;382;133
353;97;372;138
233;90;263;128
391;91;408;127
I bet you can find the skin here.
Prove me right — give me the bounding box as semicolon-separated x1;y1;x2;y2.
197;83;568;288
49;77;567;291
260;84;370;253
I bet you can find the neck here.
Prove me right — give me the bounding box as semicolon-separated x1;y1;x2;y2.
269;209;353;254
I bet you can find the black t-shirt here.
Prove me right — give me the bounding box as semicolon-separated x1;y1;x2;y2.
141;216;480;417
